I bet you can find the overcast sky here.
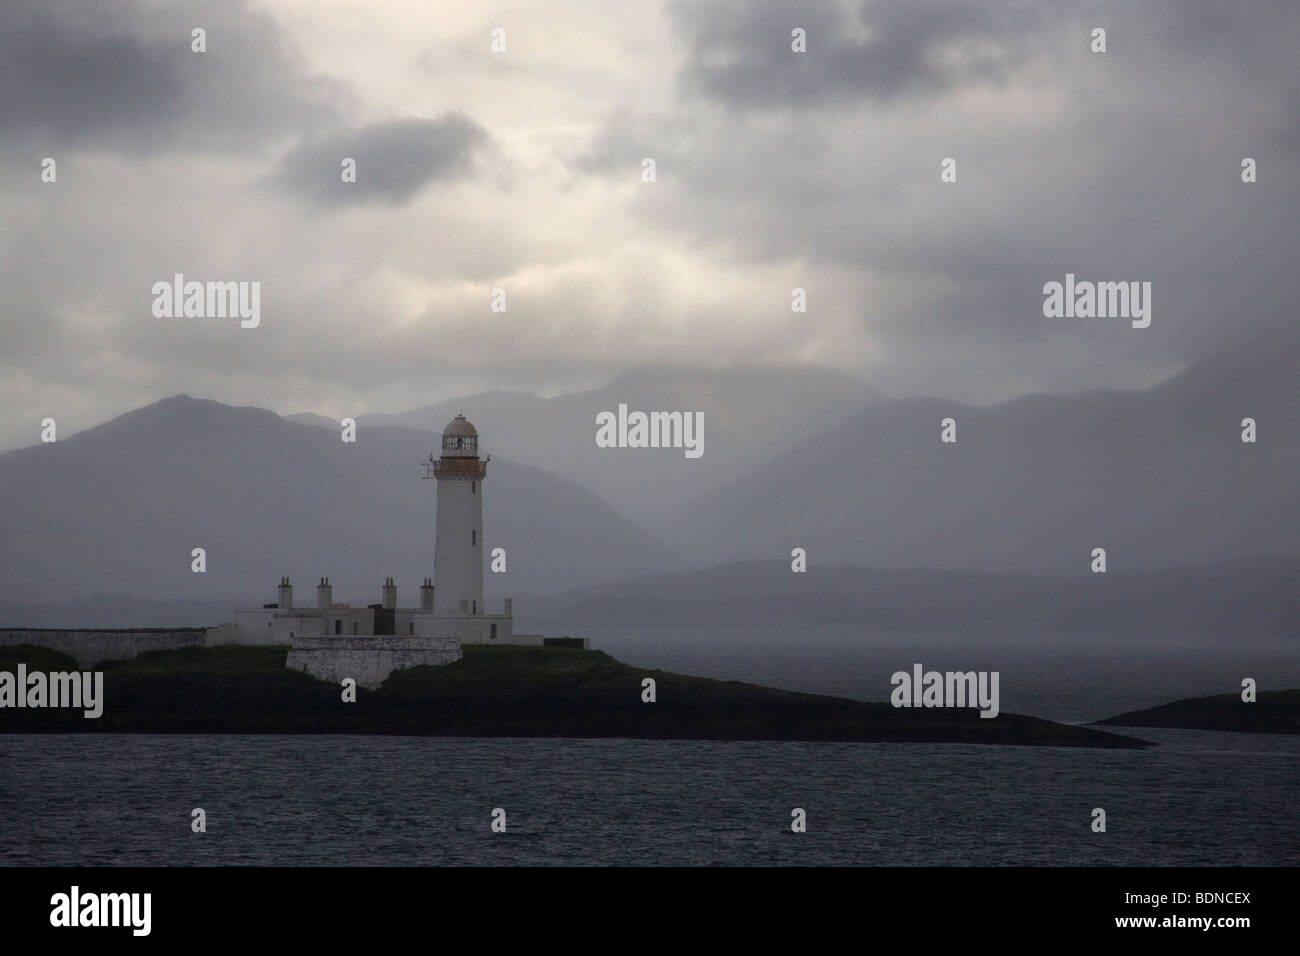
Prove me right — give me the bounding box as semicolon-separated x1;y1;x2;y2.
1;0;1296;450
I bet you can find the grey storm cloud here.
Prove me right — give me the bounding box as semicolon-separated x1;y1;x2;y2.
0;0;346;156
668;0;1050;108
1;0;1298;452
272;115;489;206
669;0;1300;111
573;0;1300;374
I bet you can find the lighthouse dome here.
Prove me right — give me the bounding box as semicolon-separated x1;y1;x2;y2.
441;413;479;457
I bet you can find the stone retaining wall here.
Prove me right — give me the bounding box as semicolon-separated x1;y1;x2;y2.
285;636;462;689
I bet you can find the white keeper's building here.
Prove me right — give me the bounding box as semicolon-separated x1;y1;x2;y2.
211;414;516;647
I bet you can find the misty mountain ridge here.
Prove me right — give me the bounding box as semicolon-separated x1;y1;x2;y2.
3;338;1298;614
312;362;884;526
0;396;682;604
666;332;1300;575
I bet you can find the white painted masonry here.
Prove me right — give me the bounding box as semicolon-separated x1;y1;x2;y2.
2;417;553;683
207;414;525;684
432;414;486;616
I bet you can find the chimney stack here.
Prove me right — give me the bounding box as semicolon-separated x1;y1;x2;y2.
382;577;397;610
420;577;435;610
277;576;293;610
317;577;332;609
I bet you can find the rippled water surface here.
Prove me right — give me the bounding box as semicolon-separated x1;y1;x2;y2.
3;630;1297;865
1;730;1296;865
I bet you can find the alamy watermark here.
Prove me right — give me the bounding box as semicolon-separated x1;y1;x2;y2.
1042;273;1151;328
0;665;103;718
890;663;999;718
595;404;703;459
152;273;260;328
50;886;150;936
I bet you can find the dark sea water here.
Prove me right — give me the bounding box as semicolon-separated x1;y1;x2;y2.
562;626;1300;724
1;731;1297;866
1;629;1297;866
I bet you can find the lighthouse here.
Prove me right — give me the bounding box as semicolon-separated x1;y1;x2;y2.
432;413;486;617
225;409;521;654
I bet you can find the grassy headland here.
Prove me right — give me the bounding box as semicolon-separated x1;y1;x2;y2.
1097;689;1299;734
0;643;1149;747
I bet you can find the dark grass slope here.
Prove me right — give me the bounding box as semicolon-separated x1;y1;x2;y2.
0;644;79;671
1096;689;1300;734
0;643;1149;748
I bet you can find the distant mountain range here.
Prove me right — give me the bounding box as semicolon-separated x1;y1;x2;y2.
2;340;1298;622
665;333;1300;574
0;396;682;604
287;363;883;527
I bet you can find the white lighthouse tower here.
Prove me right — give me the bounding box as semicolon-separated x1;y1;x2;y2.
231;409;523;682
432;413;486;617
221;408;525;660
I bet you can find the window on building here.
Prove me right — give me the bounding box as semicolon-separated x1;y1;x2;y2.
472;529;476;546
409;622;414;635
334;620;341;634
471;481;476;493
472;600;477;615
352;622;358;634
491;624;497;640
